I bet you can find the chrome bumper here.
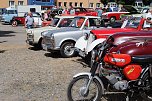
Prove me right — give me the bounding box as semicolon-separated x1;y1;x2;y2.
26;34;34;45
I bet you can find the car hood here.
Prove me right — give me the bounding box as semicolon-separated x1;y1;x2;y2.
91;28;136;38
44;27;79;35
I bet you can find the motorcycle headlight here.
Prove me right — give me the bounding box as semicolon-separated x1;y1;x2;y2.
84;33;89;40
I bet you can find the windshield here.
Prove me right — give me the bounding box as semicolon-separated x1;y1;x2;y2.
69;17;85;28
124;17;141;28
50;18;60;27
5;10;17;14
58;18;74;27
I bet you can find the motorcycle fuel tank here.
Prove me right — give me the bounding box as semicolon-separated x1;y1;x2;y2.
104;53;131;67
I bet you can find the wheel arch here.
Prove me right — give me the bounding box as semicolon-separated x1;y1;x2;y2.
60;39;76;48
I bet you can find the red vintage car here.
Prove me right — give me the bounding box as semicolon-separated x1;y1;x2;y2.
102;5;140;23
109;31;152;56
62;7;98;16
91;17;151;39
11;12;51;27
75;17;152;58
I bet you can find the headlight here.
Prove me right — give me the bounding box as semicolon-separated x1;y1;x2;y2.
84;33;89;40
27;30;33;34
41;31;48;36
41;31;54;40
90;32;96;41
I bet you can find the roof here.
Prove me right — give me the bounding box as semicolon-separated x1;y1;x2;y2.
55;15;76;18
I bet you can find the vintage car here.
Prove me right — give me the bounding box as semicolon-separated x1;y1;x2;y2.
26;15;75;48
109;31;152;55
62;7;98;16
102;5;140;23
11;12;43;27
42;16;104;58
75;17;152;58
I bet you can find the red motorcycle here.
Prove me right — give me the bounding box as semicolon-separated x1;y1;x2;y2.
67;36;152;101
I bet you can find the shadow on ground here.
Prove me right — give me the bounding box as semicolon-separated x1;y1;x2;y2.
72;58;90;68
0;31;15;37
28;47;42;51
44;52;63;58
0;50;6;53
0;41;7;43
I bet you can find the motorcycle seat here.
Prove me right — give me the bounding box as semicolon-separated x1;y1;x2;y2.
132;55;152;63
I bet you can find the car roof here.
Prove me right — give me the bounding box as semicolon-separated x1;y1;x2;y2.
74;16;100;18
55;15;76;18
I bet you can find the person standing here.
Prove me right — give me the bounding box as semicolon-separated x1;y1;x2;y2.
70;7;75;15
97;7;103;17
144;7;152;28
62;7;69;14
25;12;34;29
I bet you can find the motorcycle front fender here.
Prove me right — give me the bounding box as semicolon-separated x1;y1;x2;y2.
73;72;105;94
75;36;87;51
86;38;106;53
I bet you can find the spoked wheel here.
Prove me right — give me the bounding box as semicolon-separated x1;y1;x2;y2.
60;42;76;58
140;72;152;101
67;75;102;101
12;20;18;27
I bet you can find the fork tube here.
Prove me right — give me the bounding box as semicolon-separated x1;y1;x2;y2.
90;62;98;76
84;76;93;95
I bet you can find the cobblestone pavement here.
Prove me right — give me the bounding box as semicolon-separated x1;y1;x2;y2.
0;23;90;101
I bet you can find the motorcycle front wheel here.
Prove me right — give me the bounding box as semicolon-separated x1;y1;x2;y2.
67;75;102;101
141;72;152;101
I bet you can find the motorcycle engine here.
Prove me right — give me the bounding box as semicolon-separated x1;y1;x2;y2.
99;65;128;91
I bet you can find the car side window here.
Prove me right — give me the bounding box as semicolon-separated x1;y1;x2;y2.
84;19;89;27
89;18;96;27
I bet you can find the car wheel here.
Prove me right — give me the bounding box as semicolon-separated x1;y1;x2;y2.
60;42;76;58
110;17;116;24
12;20;18;27
38;38;44;49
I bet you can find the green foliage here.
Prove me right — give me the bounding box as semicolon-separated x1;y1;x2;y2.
142;0;151;6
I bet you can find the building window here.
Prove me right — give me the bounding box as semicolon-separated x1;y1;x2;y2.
80;2;83;7
64;2;67;7
58;2;62;7
69;2;72;6
18;1;24;5
9;1;15;6
89;3;94;8
42;0;50;2
75;2;78;7
96;3;100;8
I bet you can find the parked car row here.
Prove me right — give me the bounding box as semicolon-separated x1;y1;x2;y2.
26;14;152;59
26;15;123;57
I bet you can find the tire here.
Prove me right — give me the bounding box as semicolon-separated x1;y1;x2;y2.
110;17;116;24
67;75;102;101
140;72;152;101
60;42;76;58
12;20;18;27
37;38;44;49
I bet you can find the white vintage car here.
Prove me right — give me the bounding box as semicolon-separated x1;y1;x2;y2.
26;15;75;48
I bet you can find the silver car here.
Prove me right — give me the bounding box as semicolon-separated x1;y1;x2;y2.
42;16;104;58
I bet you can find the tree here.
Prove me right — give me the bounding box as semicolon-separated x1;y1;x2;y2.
100;0;110;6
142;0;151;6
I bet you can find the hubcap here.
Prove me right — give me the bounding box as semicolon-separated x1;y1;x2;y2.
64;44;74;56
